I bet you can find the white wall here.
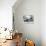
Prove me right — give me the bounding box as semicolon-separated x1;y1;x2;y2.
13;0;41;46
41;0;46;46
0;0;16;30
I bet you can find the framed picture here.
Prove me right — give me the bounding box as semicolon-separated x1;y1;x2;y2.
23;15;34;22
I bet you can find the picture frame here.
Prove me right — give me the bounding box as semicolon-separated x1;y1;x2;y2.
23;15;34;22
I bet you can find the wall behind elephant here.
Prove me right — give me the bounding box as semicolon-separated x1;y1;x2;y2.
13;0;41;46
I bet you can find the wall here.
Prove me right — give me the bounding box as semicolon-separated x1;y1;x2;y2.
13;0;41;46
41;0;46;46
0;0;16;30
